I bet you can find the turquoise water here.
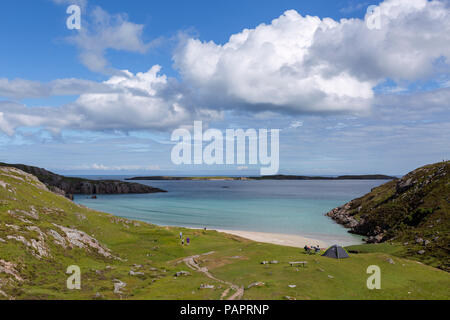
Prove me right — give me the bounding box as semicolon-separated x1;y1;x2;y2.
74;179;388;246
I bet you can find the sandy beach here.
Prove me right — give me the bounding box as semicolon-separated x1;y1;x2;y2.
216;229;328;249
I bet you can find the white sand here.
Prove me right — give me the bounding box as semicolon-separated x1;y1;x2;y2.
216;229;328;249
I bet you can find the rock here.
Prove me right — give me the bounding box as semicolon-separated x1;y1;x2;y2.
0;180;9;188
396;178;414;193
113;280;126;294
0;289;8;298
0;238;5;243
269;260;279;264
7;234;50;259
417;250;425;255
288;285;296;288
328;275;334;279
199;284;215;289
424;240;430;246
0;260;23;282
247;282;265;289
129;270;144;276
325;203;359;228
48;229;67;248
261;261;268;265
387;258;395;264
175;271;190;277
433;236;439;241
284;296;296;300
53;224;113;258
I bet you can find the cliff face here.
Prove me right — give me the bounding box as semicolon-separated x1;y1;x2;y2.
0;163;166;198
326;161;449;270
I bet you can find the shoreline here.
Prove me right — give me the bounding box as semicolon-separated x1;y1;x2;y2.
214;229;328;249
73;198;362;249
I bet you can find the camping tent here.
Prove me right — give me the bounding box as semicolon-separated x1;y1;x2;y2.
322;245;349;259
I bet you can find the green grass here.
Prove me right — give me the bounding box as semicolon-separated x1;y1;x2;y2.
0;167;449;300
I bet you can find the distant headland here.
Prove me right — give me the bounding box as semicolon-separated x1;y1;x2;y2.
126;174;397;181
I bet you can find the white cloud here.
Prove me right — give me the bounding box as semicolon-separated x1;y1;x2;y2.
340;1;370;14
0;78;115;99
308;0;450;82
68;6;152;74
75;163;161;171
0;66;221;135
289;120;304;129
1;0;449;137
174;10;374;114
174;0;450;114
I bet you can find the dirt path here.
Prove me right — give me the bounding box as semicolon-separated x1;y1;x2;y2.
181;252;244;300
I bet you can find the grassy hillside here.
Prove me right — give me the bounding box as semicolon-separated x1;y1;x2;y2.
0;166;449;300
327;161;449;271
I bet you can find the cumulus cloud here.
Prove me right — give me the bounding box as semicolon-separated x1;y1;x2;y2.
67;6;153;74
1;0;449;136
174;10;374;114
308;0;450;82
174;0;450;114
0;66;220;135
0;78;115;99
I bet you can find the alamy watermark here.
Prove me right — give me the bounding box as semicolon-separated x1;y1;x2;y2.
66;265;81;290
366;5;382;30
366;265;381;289
66;5;81;30
171;121;280;175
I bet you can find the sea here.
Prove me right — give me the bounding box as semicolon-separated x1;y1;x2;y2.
72;177;389;246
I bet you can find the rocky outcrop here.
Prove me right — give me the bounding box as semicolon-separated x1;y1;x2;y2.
0;163;166;199
325;202;359;229
53;224;114;258
325;161;449;270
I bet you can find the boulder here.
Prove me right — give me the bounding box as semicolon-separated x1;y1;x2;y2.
247;282;265;289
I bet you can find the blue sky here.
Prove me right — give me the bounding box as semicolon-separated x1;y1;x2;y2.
0;0;449;176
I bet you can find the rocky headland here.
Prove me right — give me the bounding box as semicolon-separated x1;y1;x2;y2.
326;161;449;271
0;163;166;199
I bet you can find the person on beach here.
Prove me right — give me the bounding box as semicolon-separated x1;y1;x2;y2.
181;238;184;246
179;232;182;239
187;237;190;245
